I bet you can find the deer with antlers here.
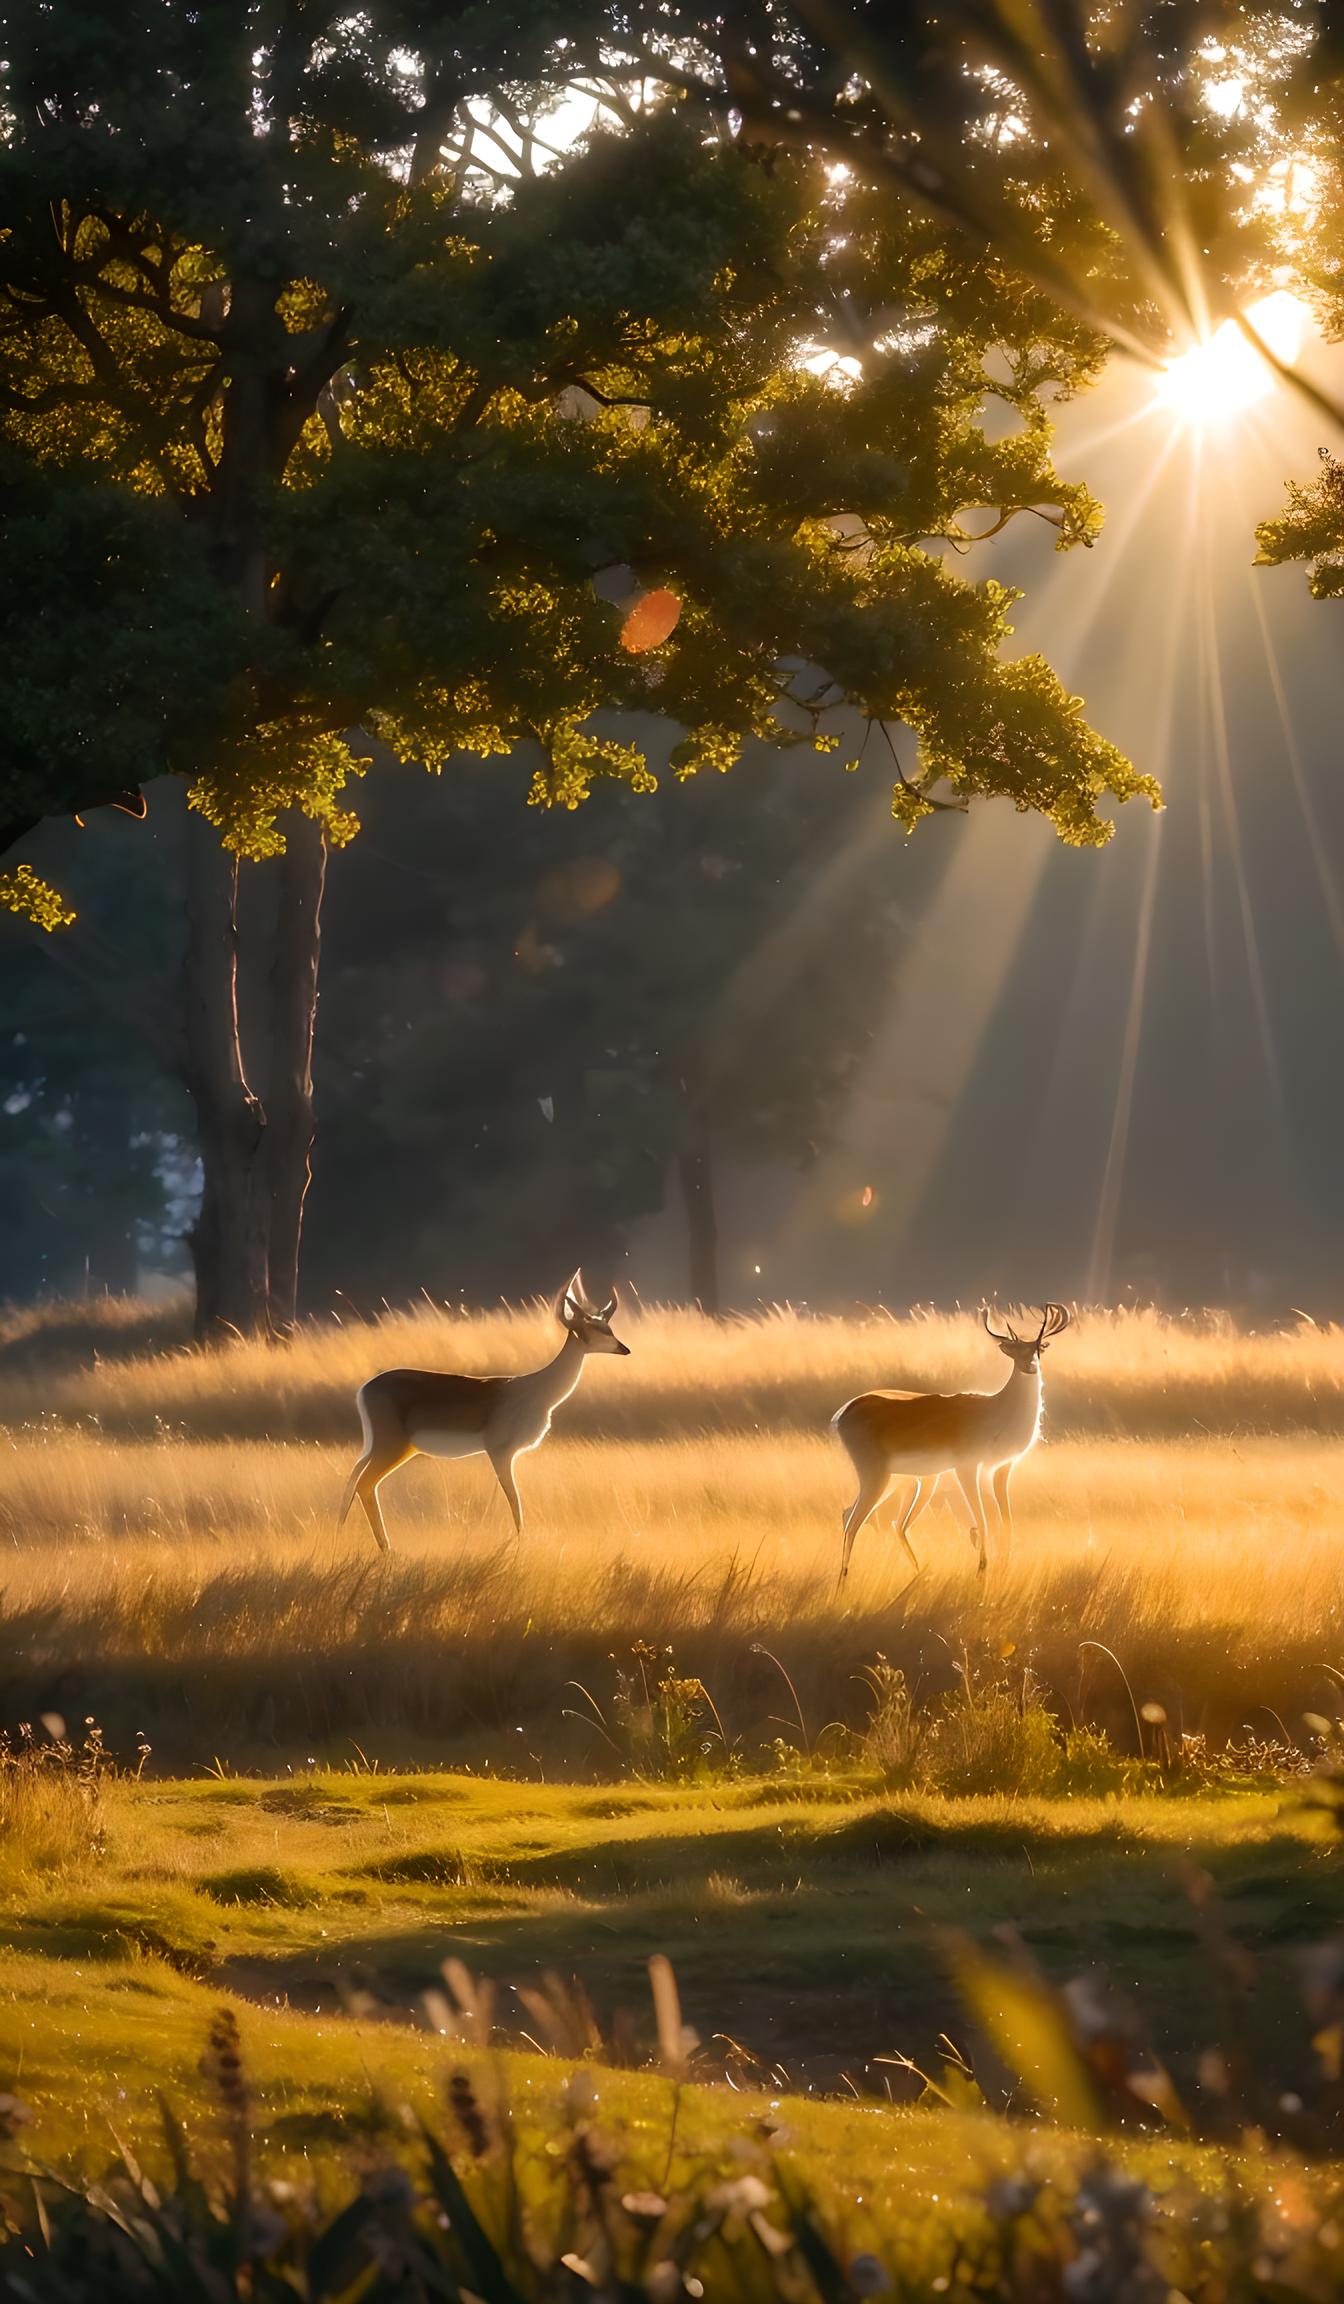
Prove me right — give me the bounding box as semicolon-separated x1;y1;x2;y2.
338;1272;629;1554
831;1302;1072;1582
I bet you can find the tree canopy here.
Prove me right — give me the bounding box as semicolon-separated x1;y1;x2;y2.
0;0;1155;935
611;2;1323;371
0;0;1172;1333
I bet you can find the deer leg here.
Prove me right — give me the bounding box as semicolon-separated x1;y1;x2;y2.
353;1453;410;1556
991;1461;1015;1562
489;1449;524;1535
341;1392;412;1555
945;1466;979;1549
338;1452;371;1530
840;1461;889;1583
891;1478;933;1572
952;1462;989;1575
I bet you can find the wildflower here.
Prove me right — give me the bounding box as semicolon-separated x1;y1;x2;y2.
446;2070;492;2157
200;2007;249;2121
987;2176;1039;2220
621;2191;668;2222
1062;2248;1108;2302
706;2173;771;2216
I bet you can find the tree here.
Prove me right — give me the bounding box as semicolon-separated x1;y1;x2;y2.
0;970;177;1300
304;732;909;1314
0;5;1155;1333
0;804;188;1298
1257;451;1344;591
492;737;911;1315
1240;55;1344;615
618;3;1333;403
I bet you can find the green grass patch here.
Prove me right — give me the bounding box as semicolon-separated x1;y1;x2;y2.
0;1939;1294;2209
198;1864;320;1909
0;1769;1330;2111
351;1846;467;1886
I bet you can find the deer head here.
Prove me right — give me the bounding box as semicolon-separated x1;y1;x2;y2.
982;1301;1071;1375
557;1270;630;1356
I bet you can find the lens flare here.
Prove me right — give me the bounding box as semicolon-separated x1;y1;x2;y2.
1156;290;1305;425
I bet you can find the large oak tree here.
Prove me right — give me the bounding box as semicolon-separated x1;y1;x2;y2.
0;3;1155;1333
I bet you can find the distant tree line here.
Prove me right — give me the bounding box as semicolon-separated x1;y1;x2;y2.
3;739;911;1313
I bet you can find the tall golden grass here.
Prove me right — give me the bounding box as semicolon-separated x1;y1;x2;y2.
0;1297;1341;1765
3;1296;1344;1440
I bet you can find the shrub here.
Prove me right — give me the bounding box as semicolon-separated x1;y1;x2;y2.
569;1642;736;1782
857;1656;924;1786
919;1670;1063;1797
0;1715;136;1886
1057;1723;1132;1796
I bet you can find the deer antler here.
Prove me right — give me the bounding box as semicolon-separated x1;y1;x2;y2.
983;1305;1017;1343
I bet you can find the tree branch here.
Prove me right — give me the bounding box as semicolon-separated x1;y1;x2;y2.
70;266;223;343
410;67;465;186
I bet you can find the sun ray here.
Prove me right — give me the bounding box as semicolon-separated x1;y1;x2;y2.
1079;436;1203;1299
1042;422;1185;659
1194;527;1294;1145
1181;435;1222;1013
695;305;1340;1301
1155;291;1309;427
1226;467;1344;970
774;400;1190;1285
778;801;1058;1268
1064;396;1180;463
695;773;915;1074
1086;820;1164;1302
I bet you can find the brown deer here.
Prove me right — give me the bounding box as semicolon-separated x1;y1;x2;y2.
831;1303;1072;1580
338;1273;629;1553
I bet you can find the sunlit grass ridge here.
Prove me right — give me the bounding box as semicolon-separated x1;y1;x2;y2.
3;1295;1342;1438
0;1298;1341;1766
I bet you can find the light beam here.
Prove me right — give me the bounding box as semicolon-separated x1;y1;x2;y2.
1156;290;1306;427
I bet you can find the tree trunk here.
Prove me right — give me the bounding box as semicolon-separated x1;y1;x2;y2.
181;810;271;1340
677;1134;721;1317
38;797;330;1339
265;813;327;1330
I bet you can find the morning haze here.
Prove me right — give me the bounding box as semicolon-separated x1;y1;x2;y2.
4;4;1344;2288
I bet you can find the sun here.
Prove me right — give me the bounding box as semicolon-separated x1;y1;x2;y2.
1156;289;1306;425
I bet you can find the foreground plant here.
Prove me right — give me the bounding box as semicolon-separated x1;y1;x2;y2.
0;1711;147;1886
4;1995;1344;2304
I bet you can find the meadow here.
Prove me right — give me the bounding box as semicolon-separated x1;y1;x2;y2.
0;1296;1342;1763
2;1295;1344;2295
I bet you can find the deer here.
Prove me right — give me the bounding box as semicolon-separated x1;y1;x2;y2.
831;1302;1072;1582
337;1273;629;1554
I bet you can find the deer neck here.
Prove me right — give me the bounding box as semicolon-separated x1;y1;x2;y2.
523;1329;588;1416
998;1359;1044;1445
